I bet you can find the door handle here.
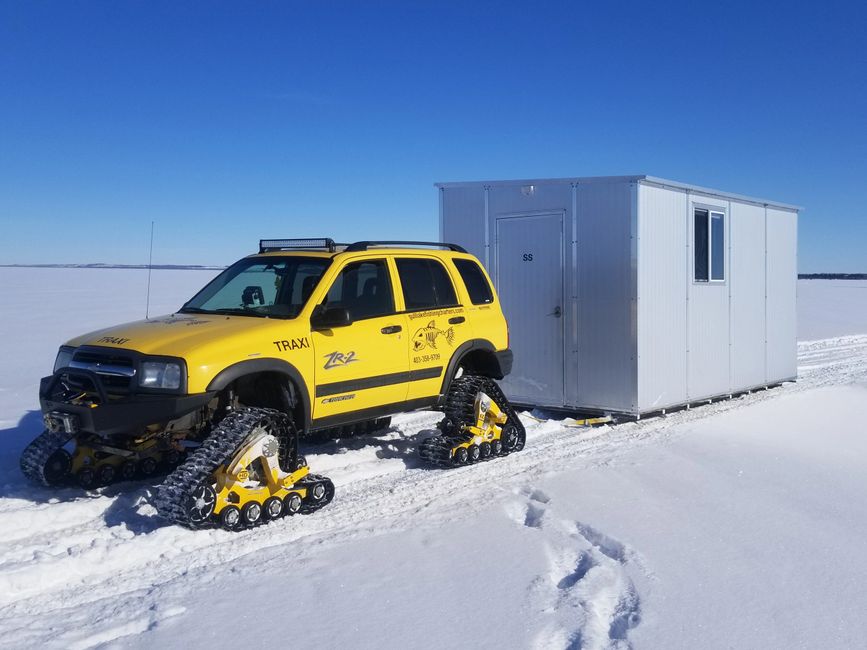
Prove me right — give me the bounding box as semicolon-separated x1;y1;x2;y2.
548;306;562;318
448;316;465;324
381;325;402;334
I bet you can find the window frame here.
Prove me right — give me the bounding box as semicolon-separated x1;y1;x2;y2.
693;205;726;284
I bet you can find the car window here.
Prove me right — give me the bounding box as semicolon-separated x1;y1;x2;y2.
396;258;459;310
323;259;394;320
181;256;330;319
453;259;494;305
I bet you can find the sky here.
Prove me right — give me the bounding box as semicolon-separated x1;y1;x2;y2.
1;1;865;272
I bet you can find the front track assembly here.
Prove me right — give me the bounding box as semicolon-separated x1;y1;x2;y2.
419;375;526;467
153;407;334;531
20;425;186;489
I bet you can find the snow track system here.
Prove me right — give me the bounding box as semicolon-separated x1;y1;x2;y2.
419;375;526;467
153;407;334;531
20;426;186;488
21;380;521;531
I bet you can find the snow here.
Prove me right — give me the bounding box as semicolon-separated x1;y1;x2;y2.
798;279;867;340
0;270;866;649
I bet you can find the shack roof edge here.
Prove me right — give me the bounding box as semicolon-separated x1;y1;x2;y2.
434;175;802;212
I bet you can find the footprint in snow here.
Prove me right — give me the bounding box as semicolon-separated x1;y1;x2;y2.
507;488;642;649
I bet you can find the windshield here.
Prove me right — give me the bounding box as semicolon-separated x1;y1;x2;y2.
179;256;331;319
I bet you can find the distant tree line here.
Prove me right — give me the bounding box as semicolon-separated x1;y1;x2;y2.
799;273;867;280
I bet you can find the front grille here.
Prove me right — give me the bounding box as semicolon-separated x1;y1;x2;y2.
71;349;135;395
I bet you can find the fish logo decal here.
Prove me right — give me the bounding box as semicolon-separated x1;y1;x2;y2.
412;321;455;352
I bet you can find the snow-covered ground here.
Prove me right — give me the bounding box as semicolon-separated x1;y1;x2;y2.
797;279;867;340
0;270;865;649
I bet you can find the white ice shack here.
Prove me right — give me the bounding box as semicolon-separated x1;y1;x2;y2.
437;175;799;416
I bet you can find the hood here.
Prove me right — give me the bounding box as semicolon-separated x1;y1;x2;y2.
65;313;303;358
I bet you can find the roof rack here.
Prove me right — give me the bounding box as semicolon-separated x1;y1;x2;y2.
259;238;341;253
344;240;467;253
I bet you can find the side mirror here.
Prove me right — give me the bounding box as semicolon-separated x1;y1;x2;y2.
311;306;352;330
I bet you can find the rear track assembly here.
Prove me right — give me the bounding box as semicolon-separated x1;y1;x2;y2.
419;375;526;467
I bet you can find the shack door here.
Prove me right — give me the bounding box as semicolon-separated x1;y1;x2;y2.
495;213;565;406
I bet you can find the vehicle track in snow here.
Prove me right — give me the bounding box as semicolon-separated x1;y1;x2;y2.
0;335;865;649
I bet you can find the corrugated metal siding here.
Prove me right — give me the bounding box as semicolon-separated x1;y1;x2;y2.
487;183;573;222
440;186;487;266
636;184;688;411
575;181;636;411
766;207;798;381
687;194;731;400
729;202;767;389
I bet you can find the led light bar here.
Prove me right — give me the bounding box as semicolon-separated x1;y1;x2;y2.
259;238;337;253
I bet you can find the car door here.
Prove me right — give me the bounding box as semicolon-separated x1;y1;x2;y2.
395;256;473;402
311;257;409;422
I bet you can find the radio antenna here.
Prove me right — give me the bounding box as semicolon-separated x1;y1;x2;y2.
145;220;154;319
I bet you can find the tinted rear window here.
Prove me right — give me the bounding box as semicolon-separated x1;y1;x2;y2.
453;259;494;305
396;258;458;310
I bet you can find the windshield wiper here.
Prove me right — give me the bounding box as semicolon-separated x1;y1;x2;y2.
177;307;210;314
213;308;269;318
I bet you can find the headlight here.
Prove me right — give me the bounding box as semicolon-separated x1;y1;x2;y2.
53;347;75;373
140;362;182;390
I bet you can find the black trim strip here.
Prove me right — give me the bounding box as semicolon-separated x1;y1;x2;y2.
311;396;438;430
399;304;462;315
315;366;443;398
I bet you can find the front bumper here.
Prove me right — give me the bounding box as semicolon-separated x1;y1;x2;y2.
39;369;214;438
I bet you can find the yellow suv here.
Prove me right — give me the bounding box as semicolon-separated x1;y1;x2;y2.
21;239;524;530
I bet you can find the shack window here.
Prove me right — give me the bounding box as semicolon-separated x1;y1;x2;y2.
694;208;725;282
711;212;725;280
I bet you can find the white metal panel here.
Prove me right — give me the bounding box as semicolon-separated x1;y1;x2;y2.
495;214;565;405
575;180;636;411
687;194;730;400
729;202;767;389
487;182;573;221
766;207;798;382
440;186;487;266
636;183;688;411
487;183;575;286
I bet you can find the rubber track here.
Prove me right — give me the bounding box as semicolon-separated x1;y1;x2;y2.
20;428;73;486
153;407;288;529
419;375;526;467
298;474;336;514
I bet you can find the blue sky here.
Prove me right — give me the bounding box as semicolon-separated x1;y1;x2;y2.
1;1;864;271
